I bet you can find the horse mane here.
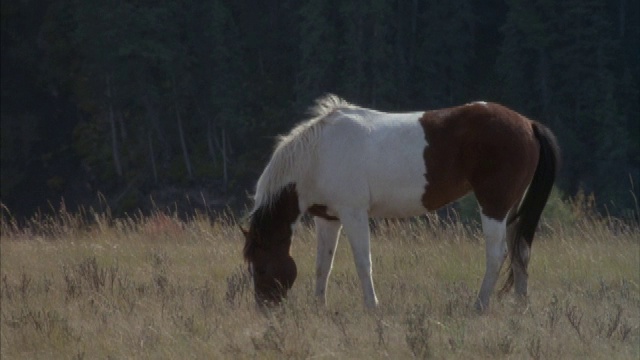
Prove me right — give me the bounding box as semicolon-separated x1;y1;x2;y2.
252;94;355;211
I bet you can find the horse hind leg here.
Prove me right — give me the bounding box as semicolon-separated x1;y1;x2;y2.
506;216;530;297
475;214;508;312
314;217;342;305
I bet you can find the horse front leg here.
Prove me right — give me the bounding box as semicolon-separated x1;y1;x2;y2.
338;208;378;309
314;217;342;305
475;214;508;312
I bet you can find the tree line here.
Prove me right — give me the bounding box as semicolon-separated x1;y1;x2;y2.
1;0;638;218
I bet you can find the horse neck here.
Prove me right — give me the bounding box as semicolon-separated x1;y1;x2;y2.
251;183;301;253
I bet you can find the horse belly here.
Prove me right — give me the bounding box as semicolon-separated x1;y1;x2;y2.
368;186;427;218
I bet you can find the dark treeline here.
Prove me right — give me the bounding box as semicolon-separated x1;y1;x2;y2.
1;0;638;218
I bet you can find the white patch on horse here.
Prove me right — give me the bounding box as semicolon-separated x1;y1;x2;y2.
253;94;355;211
476;214;508;311
309;108;429;218
472;101;488;107
255;94;429;219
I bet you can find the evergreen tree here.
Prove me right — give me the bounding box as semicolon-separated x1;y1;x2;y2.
412;0;475;107
498;0;637;211
1;0;637;216
297;0;341;107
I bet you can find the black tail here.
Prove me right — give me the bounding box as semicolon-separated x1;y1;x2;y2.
501;121;560;294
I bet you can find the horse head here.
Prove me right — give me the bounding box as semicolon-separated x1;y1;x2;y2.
242;223;297;306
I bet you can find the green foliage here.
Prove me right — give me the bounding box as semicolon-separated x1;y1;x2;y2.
454;194;481;224
541;187;576;225
497;0;639;214
1;0;638;217
453;187;591;228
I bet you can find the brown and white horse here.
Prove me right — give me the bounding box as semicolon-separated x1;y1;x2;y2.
242;94;560;311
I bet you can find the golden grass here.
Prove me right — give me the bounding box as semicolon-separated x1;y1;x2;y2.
1;212;638;359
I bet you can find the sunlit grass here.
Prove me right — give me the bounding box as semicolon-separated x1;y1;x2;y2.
1;206;638;359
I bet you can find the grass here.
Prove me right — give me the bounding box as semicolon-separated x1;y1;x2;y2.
1;209;638;359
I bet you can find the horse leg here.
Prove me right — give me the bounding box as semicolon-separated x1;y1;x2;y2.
338;208;378;308
475;214;508;311
506;219;530;297
314;217;342;305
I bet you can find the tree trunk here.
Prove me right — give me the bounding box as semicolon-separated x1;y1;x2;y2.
172;77;193;180
142;92;159;183
106;75;123;178
148;130;158;184
206;120;218;167
222;127;228;192
196;103;218;167
118;110;127;141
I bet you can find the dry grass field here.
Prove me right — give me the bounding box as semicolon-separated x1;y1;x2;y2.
1;206;638;359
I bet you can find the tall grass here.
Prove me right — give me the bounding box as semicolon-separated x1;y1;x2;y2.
1;202;638;359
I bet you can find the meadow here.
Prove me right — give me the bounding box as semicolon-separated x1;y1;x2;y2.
1;203;638;359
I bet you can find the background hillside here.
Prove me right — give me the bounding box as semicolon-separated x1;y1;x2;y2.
1;0;638;218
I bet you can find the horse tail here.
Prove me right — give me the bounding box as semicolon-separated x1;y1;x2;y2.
501;121;560;294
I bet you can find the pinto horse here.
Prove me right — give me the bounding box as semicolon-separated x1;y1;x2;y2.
242;94;559;311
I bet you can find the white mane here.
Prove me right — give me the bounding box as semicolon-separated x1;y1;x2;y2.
253;94;356;209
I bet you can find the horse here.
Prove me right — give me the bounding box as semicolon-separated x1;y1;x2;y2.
242;94;560;311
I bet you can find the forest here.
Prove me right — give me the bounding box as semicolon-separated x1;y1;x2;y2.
1;0;638;219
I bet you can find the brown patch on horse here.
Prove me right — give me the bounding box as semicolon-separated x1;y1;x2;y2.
419;102;539;220
243;183;300;305
307;204;339;221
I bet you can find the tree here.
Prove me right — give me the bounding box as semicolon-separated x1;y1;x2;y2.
297;0;341;107
1;0;637;217
411;0;475;107
497;0;638;212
